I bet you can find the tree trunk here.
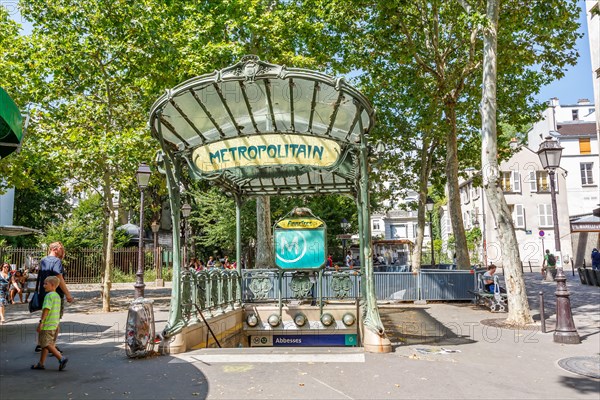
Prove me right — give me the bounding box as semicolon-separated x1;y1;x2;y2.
412;138;436;272
255;196;274;268
101;169;116;312
445;104;471;269
481;0;533;325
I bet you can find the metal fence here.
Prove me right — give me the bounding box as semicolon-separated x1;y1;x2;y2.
0;247;163;284
241;269;478;302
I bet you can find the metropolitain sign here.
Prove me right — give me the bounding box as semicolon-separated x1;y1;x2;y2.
192;134;341;173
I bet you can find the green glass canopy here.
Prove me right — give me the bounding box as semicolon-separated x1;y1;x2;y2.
0;87;23;159
149;55;374;196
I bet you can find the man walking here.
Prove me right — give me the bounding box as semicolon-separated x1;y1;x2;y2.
35;242;74;353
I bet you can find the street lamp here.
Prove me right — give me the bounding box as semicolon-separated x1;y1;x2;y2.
151;220;162;287
426;196;435;268
537;136;580;344
341;218;350;256
181;203;192;269
135;163;151;298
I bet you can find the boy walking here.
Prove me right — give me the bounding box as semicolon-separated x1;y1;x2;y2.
31;276;68;371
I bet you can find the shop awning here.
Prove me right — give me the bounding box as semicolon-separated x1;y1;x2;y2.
0;87;23;159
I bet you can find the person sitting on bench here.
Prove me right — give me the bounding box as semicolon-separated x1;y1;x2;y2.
483;264;506;293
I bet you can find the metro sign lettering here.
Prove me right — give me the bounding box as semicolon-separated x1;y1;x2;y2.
274;227;325;270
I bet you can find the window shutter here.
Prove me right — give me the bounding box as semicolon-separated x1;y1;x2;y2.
529;171;537;192
514;204;525;228
579;138;591;154
512;171;521;192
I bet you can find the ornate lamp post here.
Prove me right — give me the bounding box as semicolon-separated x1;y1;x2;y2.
181;203;192;269
135;163;151;298
537;136;580;344
426;196;435;268
340;218;350;256
151;220;162;287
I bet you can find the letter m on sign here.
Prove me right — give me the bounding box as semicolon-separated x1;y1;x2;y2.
280;236;299;255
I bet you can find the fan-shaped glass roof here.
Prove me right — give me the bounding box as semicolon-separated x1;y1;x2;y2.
149;56;375;197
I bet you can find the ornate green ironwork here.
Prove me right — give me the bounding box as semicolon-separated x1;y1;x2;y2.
331;272;353;299
248;272;273;300
289;272;312;299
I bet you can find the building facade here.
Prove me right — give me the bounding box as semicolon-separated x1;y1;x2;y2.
446;146;572;268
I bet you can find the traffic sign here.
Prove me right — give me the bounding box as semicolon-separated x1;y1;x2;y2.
539;230;545;237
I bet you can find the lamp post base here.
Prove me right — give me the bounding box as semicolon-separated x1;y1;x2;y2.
553;268;580;345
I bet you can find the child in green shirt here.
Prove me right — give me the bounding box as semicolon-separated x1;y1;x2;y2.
31;276;69;371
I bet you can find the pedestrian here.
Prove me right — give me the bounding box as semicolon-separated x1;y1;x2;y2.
345;251;354;269
542;249;557;279
9;270;25;304
482;264;506;293
35;242;73;353
0;263;11;323
326;254;333;269
207;256;215;269
223;255;233;269
591;248;600;271
31;276;69;371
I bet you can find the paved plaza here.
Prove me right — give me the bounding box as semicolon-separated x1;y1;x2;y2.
0;272;598;399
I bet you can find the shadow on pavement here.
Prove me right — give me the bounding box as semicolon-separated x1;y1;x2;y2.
0;320;210;400
381;307;477;349
558;375;600;395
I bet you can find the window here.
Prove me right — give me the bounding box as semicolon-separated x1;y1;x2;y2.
572;109;579;120
471;185;480;199
538;204;553;227
461;186;470;204
581;163;594;185
373;221;380;230
513;204;525;228
530;171;557;192
392;224;407;238
500;171;521;192
579;138;591;154
463;211;471;229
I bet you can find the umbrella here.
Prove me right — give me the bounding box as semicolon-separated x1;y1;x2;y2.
0;86;23;159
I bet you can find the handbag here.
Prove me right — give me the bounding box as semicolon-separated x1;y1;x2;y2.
28;272;43;313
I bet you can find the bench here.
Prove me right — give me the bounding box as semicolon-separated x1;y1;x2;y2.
469;273;508;313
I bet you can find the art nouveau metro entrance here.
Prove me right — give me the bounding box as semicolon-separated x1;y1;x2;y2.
149;56;391;353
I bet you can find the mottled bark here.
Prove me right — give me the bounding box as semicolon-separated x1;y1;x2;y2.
255;196;274;268
412;138;437;272
101;167;115;312
445;104;471;270
481;0;533;325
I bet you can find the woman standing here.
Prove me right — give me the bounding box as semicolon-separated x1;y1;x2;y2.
0;263;11;323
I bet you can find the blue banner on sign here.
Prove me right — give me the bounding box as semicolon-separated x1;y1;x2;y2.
272;334;357;347
274;228;325;269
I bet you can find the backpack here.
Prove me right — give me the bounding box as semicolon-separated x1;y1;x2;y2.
547;253;556;266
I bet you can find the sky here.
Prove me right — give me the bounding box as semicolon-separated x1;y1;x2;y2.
3;0;595;106
534;0;594;105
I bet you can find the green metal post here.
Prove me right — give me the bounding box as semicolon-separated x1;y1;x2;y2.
357;134;388;347
235;194;242;274
155;116;186;337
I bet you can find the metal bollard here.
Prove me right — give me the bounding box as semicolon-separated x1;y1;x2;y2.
539;291;546;333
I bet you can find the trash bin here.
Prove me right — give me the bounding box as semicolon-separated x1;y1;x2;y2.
125;298;156;358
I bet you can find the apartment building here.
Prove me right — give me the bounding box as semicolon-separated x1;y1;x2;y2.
446;145;572;268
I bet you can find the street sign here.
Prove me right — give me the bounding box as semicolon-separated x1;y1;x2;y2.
274;217;326;270
539;230;545;237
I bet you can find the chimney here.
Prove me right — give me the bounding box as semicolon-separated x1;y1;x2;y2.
577;98;590;104
509;137;518;149
549;97;559;107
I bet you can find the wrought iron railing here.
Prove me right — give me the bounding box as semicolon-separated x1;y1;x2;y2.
180;268;242;323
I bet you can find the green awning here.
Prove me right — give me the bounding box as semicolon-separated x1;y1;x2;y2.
0;86;23;159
